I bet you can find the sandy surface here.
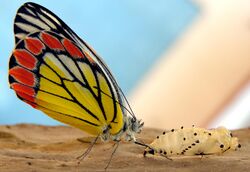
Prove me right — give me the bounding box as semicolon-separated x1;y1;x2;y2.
0;124;249;172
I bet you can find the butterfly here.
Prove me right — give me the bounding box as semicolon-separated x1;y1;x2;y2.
9;2;143;144
144;126;240;157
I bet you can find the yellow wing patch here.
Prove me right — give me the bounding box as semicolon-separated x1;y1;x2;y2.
63;80;105;123
97;73;114;123
35;49;124;136
38;106;103;135
43;53;74;81
39;64;61;84
36;91;100;125
39;77;72;99
78;62;98;96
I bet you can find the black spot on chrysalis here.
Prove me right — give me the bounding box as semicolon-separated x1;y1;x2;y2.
181;126;184;129
163;131;166;135
220;144;224;148
183;137;186;141
148;149;154;155
194;133;197;136
171;129;174;132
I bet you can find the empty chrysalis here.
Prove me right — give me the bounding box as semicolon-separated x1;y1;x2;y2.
144;126;241;157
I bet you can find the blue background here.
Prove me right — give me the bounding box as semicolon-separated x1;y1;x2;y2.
0;0;198;125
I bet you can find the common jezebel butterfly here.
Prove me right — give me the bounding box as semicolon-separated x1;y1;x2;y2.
9;2;143;144
144;126;240;157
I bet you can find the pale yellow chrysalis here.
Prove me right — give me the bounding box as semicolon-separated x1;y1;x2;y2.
144;126;241;157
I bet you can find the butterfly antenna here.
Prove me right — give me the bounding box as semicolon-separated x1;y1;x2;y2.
105;141;120;171
118;86;136;118
76;135;99;164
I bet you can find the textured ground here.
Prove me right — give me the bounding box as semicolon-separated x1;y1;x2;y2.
0;124;249;172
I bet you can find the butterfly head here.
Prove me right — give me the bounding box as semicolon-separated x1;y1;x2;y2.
131;117;144;134
123;116;144;142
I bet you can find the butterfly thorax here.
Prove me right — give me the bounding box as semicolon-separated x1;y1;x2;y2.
101;116;144;142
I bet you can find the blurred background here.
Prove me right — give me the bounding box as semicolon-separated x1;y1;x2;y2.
0;0;249;130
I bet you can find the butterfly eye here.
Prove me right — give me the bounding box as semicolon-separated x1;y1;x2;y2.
131;117;136;123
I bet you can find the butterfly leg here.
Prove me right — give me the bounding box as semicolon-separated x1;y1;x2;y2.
76;134;99;164
104;140;120;171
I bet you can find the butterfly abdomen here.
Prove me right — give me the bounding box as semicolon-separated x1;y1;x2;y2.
144;127;240;157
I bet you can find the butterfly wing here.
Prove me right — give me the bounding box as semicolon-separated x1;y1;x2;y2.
9;3;125;136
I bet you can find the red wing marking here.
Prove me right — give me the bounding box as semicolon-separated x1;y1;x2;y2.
11;83;35;97
62;38;84;58
9;67;36;86
24;37;45;55
16;91;36;105
40;32;65;50
13;50;37;70
12;83;37;107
